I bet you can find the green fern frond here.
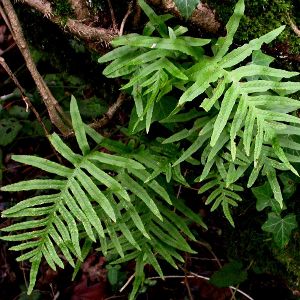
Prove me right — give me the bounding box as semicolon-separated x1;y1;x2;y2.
1;97;204;296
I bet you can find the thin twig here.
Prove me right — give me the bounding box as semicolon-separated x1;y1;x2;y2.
0;57;46;133
107;0;117;31
0;0;71;135
89;92;128;130
184;273;194;300
147;274;255;300
0;57;63;163
0;42;16;56
119;273;135;293
288;16;300;37
119;1;133;36
195;240;222;268
195;240;236;299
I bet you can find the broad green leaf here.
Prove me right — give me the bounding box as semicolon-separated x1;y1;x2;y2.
262;213;297;248
252;50;275;66
113;35;201;58
0;118;22;146
178;68;222;105
231;65;298;81
252;182;282;213
173;0;200;19
241;80;300;94
279;173;300;199
210;261;247;287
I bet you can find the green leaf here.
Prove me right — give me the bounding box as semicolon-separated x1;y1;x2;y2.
12;155;72;177
27;255;42;295
137;0;168;37
210;260;247;288
279;173;300;199
252;50;275;66
262;213;297;248
1;179;65;192
173;0;200;19
220;26;285;68
74;169;116;223
214;0;245;59
210;85;240;147
0;118;22;146
265;166;283;208
70;96;90;155
89;152;144;170
252;182;282;213
173;133;210;166
119;173;163;220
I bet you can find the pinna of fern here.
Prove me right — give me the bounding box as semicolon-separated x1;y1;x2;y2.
0;96;205;298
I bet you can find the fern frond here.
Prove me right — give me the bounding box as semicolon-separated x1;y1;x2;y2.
2;97;204;296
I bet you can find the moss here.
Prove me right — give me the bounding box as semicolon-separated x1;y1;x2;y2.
274;232;300;290
52;0;74;18
206;0;300;54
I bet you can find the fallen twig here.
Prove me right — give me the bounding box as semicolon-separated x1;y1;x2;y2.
89;92;128;130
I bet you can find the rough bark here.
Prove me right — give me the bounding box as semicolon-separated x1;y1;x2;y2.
147;0;221;34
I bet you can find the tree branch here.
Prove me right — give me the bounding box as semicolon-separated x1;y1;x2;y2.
68;0;90;20
90;92;128;130
20;0;117;44
1;0;71;135
147;0;221;34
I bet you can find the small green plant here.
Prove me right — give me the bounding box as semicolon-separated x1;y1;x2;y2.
2;0;300;298
99;0;300;229
1;97;204;299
